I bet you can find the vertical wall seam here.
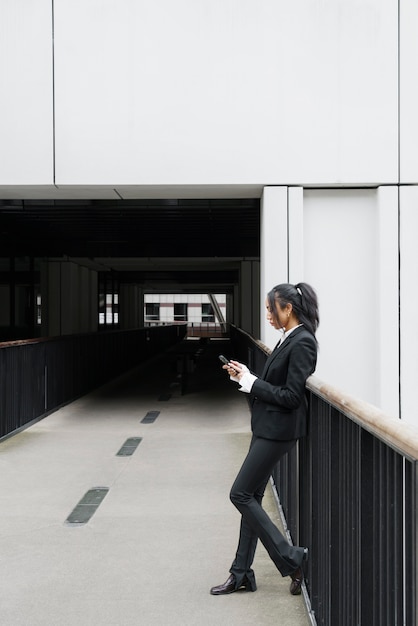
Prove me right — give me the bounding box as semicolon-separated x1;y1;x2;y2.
398;0;401;186
398;0;401;421
286;187;290;283
51;0;56;185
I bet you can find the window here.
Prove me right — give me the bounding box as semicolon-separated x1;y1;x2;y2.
202;303;215;322
174;303;187;322
36;294;42;325
98;273;119;326
145;303;160;320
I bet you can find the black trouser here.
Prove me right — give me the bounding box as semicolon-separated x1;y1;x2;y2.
229;435;305;589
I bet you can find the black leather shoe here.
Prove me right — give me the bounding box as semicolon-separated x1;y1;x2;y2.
210;574;255;595
289;547;308;596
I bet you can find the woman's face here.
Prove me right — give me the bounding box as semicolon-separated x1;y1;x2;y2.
266;298;291;330
265;297;289;329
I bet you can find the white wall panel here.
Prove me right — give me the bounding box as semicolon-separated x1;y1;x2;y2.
303;189;382;406
260;186;288;349
288;187;304;283
376;186;399;418
0;1;53;183
54;0;284;185
279;1;398;185
400;0;418;183
400;186;418;425
54;0;398;186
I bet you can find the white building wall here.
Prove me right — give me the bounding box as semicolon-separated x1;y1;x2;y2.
0;0;399;188
376;187;400;419
302;188;396;417
52;0;397;186
400;0;418;182
0;0;53;184
260;187;400;415
303;190;381;408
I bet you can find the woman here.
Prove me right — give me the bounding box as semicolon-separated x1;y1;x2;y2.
210;282;319;597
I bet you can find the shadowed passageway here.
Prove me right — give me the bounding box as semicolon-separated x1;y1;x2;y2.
0;338;310;626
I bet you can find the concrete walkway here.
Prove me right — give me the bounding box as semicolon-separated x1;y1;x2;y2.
0;338;311;626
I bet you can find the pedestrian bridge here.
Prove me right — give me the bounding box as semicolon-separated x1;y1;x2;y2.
1;330;417;625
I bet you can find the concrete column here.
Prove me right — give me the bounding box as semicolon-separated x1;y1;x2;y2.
400;185;418;425
60;263;79;334
119;284;143;330
377;186;399;418
40;260;98;337
251;260;260;338
238;260;260;337
226;292;234;325
78;265;95;333
138;286;144;329
89;269;98;331
232;286;239;326
119;285;131;330
260;186;288;349
240;261;253;334
40;261;60;337
0;285;9;327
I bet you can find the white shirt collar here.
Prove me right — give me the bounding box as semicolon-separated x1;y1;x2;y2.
277;323;303;346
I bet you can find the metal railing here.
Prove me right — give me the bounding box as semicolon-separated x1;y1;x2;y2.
0;325;186;440
230;326;417;626
144;321;226;338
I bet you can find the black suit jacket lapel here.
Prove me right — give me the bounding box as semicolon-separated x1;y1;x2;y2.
261;326;304;379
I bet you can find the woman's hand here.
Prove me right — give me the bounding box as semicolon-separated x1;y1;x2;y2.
222;360;248;381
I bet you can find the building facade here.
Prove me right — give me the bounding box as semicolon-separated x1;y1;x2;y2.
1;1;417;424
144;294;226;328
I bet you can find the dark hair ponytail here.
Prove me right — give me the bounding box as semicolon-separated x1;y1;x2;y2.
267;282;319;338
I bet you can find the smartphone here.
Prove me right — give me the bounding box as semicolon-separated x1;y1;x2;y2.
218;355;238;372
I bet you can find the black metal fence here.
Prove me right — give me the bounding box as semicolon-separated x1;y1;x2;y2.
230;326;417;626
0;325;186;440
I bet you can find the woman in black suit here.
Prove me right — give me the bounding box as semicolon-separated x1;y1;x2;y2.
210;282;319;597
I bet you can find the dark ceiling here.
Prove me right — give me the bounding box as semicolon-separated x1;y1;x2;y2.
0;198;260;259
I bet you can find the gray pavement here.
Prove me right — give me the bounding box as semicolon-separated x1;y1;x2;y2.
0;338;311;626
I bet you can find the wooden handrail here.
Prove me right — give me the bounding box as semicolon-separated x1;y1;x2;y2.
232;325;418;460
307;374;418;462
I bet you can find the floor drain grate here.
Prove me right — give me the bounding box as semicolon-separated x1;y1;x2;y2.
65;487;109;525
141;410;160;423
116;437;142;456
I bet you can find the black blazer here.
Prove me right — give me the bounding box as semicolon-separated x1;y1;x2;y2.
250;325;317;441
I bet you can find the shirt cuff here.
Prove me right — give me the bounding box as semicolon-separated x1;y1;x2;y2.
238;372;257;393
